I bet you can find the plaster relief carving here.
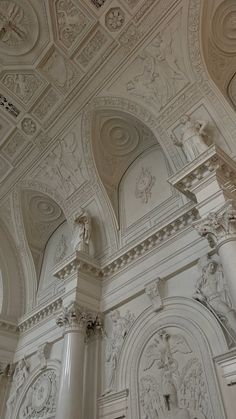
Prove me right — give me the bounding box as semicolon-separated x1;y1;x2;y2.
75;26;110;69
212;0;236;54
6;358;30;416
71;210;91;253
104;309;135;394
100;117;140;156
90;0;106;9
0;0;39;56
194;256;236;345
139;329;212;419
54;234;67;264
55;0;91;51
21;118;37;136
37;132;85;197
173;115;209;162
39;49;80;94
127;24;187;111
123;0;140;9
135;167;156;204
32;88;60;121
1;130;28;163
194;201;236;249
37;343;50;370
18;369;58;419
145;278;162;312
105;8;125;32
1;72;44;105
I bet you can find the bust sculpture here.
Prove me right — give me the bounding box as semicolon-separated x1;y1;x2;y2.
173;115;209;162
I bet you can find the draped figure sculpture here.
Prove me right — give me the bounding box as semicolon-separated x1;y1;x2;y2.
173;115;209;162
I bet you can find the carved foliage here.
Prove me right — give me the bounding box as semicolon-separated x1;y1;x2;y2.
1;73;44;105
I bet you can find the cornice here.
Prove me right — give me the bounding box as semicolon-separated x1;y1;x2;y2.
0;318;18;334
18;297;62;333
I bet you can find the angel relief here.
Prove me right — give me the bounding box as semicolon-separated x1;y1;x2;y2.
139;329;212;419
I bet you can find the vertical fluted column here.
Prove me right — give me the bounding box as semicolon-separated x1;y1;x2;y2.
55;302;88;419
194;201;236;308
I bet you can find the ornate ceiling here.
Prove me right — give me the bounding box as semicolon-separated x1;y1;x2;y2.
0;0;235;315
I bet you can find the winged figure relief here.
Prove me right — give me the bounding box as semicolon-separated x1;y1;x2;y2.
140;330;211;419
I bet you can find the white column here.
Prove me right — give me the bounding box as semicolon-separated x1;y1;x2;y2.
55;302;88;419
194;201;236;308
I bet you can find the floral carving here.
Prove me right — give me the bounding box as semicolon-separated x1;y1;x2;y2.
105;8;125;32
135;167;156;204
21;118;37;135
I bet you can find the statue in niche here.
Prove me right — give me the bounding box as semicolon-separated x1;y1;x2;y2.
194;256;236;343
173;115;209;162
6;358;30;415
103;310;135;395
140;329;211;418
71;210;91;253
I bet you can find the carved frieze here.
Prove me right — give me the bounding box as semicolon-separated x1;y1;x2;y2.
1;72;45;106
54;0;94;52
32;88;60;122
74;26;111;69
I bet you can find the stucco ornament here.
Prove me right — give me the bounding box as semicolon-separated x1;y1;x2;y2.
135;167;156;204
173;115;209;162
145;278;163;312
104;309;135;395
71;210;91;253
6;358;30;416
194;256;236;344
18;369;58;419
54;234;67;264
140;329;211;418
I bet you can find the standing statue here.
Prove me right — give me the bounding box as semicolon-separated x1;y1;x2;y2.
194;256;236;341
104;310;135;395
6;359;30;416
71;210;91;253
173;115;209;162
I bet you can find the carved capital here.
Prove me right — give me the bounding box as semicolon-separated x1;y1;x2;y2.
56;301;103;337
145;278;163;312
193;201;236;248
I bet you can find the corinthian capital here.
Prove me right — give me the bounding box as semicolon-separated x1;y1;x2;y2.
56;301;103;337
56;301;88;332
193;201;236;248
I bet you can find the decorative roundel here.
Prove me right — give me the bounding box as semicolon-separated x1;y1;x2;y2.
0;0;39;56
212;0;236;53
31;374;51;412
100;117;140;156
29;195;62;222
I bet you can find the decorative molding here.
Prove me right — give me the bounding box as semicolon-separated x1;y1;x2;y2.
0;318;17;333
193;200;236;249
0;93;20;118
18;298;63;333
105;7;126;32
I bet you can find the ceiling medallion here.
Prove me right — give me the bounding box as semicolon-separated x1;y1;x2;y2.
212;0;236;53
100;117;140;156
0;0;39;56
135;167;156;204
105;7;125;32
